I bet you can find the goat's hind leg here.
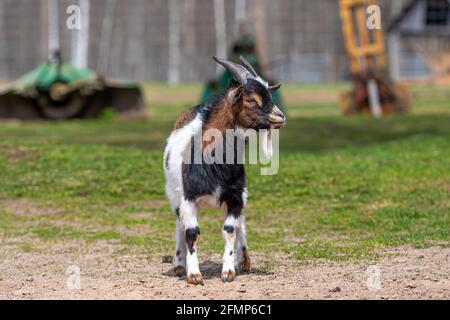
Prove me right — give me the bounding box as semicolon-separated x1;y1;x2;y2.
236;216;251;273
180;199;204;285
171;209;187;277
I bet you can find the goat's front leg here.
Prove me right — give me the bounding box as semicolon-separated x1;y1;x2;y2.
222;214;239;282
180;199;204;285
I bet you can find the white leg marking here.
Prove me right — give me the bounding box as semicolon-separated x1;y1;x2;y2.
222;215;237;282
180;199;203;284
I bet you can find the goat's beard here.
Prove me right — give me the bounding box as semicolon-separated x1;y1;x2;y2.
260;129;273;159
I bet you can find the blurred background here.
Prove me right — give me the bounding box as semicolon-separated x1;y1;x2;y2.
0;0;449;83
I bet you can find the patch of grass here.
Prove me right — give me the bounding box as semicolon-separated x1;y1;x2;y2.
20;243;34;253
0;82;449;261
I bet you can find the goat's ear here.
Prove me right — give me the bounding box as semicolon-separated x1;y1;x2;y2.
227;86;244;105
269;84;281;93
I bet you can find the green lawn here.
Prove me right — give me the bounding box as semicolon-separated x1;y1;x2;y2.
0;83;449;261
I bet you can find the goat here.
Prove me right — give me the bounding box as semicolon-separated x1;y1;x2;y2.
163;56;286;285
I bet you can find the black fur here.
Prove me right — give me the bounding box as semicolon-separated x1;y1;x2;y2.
182;110;246;219
182;158;246;220
181;80;274;219
244;79;273;113
185;227;200;254
195;93;226;124
223;225;235;233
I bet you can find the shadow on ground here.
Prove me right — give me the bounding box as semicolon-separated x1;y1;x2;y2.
163;260;273;281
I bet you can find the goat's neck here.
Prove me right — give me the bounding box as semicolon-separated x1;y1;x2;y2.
202;99;239;133
201;98;245;153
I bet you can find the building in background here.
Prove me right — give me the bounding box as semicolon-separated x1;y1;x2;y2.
388;0;450;80
0;0;446;83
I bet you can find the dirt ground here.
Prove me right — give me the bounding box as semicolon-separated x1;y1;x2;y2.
0;238;448;300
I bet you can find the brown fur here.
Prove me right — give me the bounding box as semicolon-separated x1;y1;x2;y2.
250;92;263;107
200;88;268;150
202;99;237;133
170;265;186;277
192;233;200;249
201;94;240;150
221;270;236;282
238;92;266;128
187;273;204;285
173;107;196;130
239;246;251;272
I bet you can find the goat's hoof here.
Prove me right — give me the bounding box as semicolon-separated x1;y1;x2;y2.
170;265;186;277
187;273;204;286
221;270;236;282
238;257;251;273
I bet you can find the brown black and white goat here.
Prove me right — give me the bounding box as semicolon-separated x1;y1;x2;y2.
163;57;285;285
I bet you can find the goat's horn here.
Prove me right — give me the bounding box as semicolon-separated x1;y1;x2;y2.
239;55;270;89
239;55;258;77
269;83;282;92
213;57;250;85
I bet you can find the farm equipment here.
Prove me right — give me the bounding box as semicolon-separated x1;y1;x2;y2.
0;52;145;120
201;33;284;110
339;0;410;116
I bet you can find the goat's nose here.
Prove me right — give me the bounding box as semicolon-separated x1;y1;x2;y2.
269;105;286;128
271;105;286;120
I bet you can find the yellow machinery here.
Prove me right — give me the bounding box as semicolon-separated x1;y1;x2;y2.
339;0;409;116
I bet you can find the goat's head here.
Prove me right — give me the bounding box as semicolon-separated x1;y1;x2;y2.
213;56;286;130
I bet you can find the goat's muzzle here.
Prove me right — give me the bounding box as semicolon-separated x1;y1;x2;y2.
268;105;286;129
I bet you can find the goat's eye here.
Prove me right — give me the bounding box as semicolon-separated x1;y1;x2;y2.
246;99;260;108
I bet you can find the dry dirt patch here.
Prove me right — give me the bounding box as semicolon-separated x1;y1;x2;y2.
0;238;448;300
0;145;35;160
0;199;63;217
